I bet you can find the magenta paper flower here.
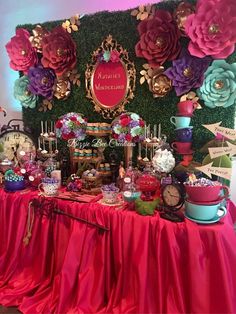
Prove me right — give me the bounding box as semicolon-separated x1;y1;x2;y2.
185;0;236;59
5;29;38;74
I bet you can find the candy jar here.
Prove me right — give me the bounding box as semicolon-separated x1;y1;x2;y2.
136;163;160;201
43;157;57;177
28;161;45;188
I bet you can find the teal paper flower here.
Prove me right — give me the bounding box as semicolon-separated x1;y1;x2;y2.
14;76;38;109
197;60;236;108
103;51;110;62
130;113;140;121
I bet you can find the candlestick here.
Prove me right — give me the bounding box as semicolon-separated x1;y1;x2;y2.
43;138;45;151
144;124;147;139
49;140;52;154
158;123;161;138
138;143;141;157
50;121;53;134
41;121;44;134
45;121;48;134
55;138;58;151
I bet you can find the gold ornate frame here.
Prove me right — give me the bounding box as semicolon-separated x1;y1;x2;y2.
85;35;136;119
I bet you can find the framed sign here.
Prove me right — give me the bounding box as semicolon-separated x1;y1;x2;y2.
85;35;136;119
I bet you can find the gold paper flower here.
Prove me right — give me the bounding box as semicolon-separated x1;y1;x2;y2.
148;67;172;98
62;15;80;33
173;2;195;35
54;78;71;99
29;25;49;53
131;4;155;21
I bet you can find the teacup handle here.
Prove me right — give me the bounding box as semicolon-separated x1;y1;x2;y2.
38;183;44;194
170;117;176;126
171;142;177;150
221;185;229;199
217;206;227;218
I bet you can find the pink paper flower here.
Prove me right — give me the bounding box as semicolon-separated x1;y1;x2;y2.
185;0;236;59
5;29;38;74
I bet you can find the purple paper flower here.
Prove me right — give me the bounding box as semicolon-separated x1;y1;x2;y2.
165;50;211;96
130;120;140;128
118;133;126;142
28;65;56;99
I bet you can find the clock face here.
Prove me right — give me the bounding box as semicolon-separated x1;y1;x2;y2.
0;131;36;162
162;184;183;208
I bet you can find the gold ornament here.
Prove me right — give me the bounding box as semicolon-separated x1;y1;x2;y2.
156;37;165;48
183;67;192;77
214;80;224;89
41;77;48;85
173;2;195;35
57;48;66;57
21;49;27;56
29;25;49;53
209;24;219;34
149;67;172;98
54;78;71;100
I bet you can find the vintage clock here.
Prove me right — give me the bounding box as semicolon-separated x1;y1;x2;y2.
0;119;36;164
160;181;186;222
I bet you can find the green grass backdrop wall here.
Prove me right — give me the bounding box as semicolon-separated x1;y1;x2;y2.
19;0;236;162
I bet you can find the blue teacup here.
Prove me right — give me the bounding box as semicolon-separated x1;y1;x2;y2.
185;200;227;221
170;116;191;128
176;127;193;142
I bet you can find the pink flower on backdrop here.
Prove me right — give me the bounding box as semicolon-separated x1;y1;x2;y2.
135;10;181;68
185;0;236;59
5;29;38;74
41;26;77;76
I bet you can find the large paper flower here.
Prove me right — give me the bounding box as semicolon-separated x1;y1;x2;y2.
5;29;38;74
185;0;236;59
28;66;56;99
135;10;181;68
13;76;38;109
41;26;77;76
165;50;211;96
197;60;236;108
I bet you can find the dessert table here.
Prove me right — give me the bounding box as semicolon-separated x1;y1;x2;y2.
0;188;236;314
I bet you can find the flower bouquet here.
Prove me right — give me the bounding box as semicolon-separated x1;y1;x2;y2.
55;112;87;141
111;112;145;167
111;112;145;143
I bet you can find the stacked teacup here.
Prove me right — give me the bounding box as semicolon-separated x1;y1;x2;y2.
170;100;194;157
184;177;229;223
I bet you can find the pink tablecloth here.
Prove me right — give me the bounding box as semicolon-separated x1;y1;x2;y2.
0;189;236;313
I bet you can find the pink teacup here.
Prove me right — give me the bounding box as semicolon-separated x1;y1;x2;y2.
171;141;193;154
177;100;195;117
185;184;229;203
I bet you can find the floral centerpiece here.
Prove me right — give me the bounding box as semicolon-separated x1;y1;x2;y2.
111;112;145;167
111;112;145;143
55;112;87;141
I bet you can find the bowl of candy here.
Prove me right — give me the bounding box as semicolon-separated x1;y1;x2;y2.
184;177;229;203
4;169;25;192
101;183;119;204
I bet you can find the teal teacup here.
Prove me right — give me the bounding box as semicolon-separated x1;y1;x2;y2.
185;200;227;221
170;116;191;128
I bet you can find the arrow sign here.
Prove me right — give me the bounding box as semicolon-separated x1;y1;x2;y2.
208;141;236;159
203;122;236;140
196;162;232;180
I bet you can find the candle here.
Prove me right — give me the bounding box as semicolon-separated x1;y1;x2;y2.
158;123;161;138
154;124;157;138
45;121;47;134
55;138;58;151
38;138;41;150
41;121;44;134
43;138;45;151
144;124;147;139
51;121;53;134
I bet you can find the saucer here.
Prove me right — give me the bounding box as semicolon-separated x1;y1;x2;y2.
184;212;221;224
186;197;225;206
175;126;193;130
177;150;194;155
176;113;194;117
98;198;124;207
